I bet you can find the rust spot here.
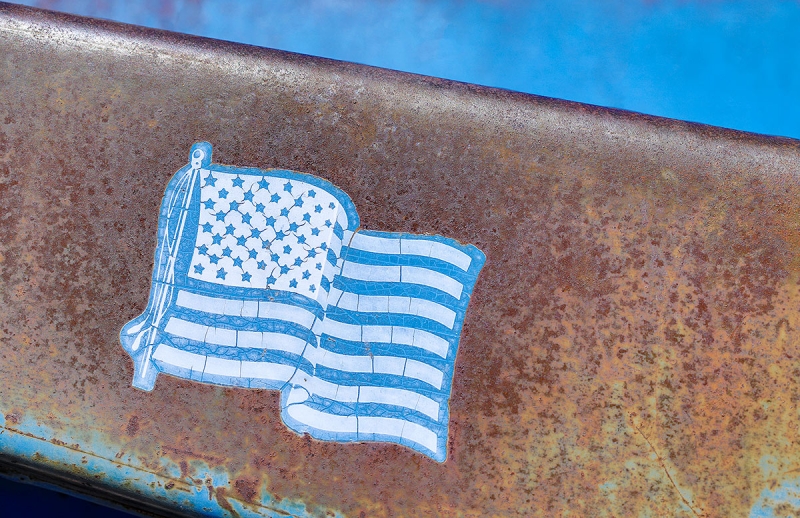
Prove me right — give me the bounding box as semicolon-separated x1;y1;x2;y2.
234;477;258;503
164;481;174;490
125;415;139;437
214;487;240;518
773;502;800;516
4;412;19;424
205;477;214;501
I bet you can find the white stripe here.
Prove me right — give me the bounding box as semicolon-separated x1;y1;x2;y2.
260;332;308;356
176;290;316;328
322;319;450;358
350;233;401;254
405;328;450;358
258;302;317;329
152;344;206;372
336;290;358;311
286;405;439;453
348;234;472;271
206;326;237;347
342;229;355;246
311;318;325;336
358;416;439;453
285;386;309;405
165;317;239;347
409;298;457;329
401;239;472;271
303;376;360;401
357;413;401;438
313;349;373;373
203;357;241;378
333;293;457;329
358;386;440;420
309;349;440;388
362;325;392;343
240;360;297;382
323;319;362;341
236;330;262;348
357;294;389;312
404;359;444;390
153;344;299;384
164;317;208;342
341;261;401;282
286;404;358;434
328;234;343;256
332;291;456;329
166;317;309;355
338;260;464;299
328;287;344;305
401;266;463;299
223;298;258;318
387;295;410;313
177;291;261;318
372;356;406;376
175;290;208;312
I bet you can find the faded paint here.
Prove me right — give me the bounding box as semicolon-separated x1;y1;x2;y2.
2;2;800;517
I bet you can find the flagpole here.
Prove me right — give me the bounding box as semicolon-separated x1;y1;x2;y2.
126;144;208;390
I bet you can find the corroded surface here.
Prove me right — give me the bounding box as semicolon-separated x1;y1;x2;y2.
2;3;800;517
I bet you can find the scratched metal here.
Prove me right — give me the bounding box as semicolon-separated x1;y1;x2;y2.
1;3;800;517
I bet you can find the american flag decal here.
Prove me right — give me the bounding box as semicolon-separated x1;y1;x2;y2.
121;143;485;462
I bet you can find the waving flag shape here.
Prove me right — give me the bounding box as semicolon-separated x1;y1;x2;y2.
121;143;485;462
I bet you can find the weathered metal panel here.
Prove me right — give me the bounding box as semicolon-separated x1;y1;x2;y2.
1;2;800;516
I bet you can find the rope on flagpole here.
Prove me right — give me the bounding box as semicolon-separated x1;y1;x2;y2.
122;144;207;390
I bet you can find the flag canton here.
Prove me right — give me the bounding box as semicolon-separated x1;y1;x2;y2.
188;171;344;298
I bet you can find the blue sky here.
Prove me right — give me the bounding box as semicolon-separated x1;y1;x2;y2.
18;0;800;138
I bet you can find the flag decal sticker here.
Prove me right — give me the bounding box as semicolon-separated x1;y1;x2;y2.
120;143;485;462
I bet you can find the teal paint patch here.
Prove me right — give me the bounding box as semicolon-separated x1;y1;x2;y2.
751;477;800;517
0;412;344;517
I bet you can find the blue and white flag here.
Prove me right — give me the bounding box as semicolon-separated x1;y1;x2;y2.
121;143;485;462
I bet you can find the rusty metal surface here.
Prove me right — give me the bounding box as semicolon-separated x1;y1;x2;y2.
2;2;800;516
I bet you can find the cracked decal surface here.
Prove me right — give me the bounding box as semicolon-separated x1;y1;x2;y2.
120;142;485;462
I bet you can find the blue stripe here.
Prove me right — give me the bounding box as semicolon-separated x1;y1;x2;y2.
332;277;467;308
299;394;446;432
324;306;457;339
166;307;317;342
326;248;338;266
352;229;486;272
303;394;358;415
176;278;326;318
317;336;451;371
340;247;474;284
311;364;449;401
320;276;331;291
159;363;253;390
160;334;313;368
